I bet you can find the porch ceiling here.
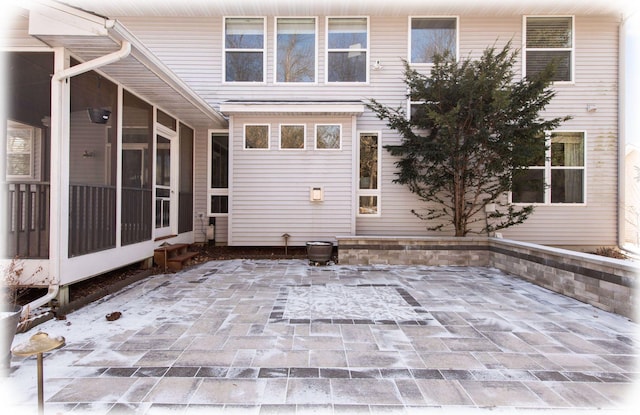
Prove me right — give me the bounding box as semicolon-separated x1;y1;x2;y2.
53;0;635;18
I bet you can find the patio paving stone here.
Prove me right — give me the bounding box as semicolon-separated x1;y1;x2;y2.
3;259;637;414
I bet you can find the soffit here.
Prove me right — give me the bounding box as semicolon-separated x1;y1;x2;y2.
219;101;365;116
26;4;227;130
56;0;634;18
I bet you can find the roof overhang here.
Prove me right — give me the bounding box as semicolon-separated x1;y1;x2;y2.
43;0;638;19
219;101;366;116
24;0;227;130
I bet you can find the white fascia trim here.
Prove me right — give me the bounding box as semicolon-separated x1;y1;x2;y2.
219;102;365;114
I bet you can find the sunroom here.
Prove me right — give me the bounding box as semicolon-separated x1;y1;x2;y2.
3;2;226;308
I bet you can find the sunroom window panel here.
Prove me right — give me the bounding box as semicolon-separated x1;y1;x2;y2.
411;18;456;63
277;18;316;82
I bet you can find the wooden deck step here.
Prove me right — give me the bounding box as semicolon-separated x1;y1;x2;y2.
167;251;199;271
154;243;199;270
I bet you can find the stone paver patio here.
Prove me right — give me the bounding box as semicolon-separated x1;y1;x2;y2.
3;259;638;414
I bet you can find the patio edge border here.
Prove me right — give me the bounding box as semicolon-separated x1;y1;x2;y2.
336;236;638;320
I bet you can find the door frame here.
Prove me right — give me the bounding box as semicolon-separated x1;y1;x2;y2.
154;124;179;239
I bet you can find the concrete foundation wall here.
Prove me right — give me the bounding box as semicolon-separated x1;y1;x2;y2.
336;236;638;320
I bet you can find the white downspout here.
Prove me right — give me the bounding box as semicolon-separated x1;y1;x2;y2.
23;39;131;318
52;40;131;82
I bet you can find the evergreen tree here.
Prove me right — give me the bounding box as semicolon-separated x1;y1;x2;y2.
368;42;570;236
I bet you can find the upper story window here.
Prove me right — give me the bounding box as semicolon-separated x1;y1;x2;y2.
276;18;316;83
327;17;368;83
410;17;457;64
512;131;585;204
525;16;573;82
225;17;265;82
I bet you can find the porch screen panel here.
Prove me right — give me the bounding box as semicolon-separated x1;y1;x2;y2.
69;66;118;257
121;91;153;245
3;52;53;259
178;123;194;233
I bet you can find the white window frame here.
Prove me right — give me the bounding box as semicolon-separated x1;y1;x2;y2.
6;119;38;180
279;124;306;150
357;131;382;217
243;124;271;150
207;130;230;217
325;16;369;84
315;124;342;150
274;17;318;84
223;16;266;83
408;16;459;66
523;15;575;84
511;130;586;205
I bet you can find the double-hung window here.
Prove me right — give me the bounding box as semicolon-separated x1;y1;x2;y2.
358;132;381;216
327;17;368;83
225;17;265;82
276;18;316;83
525;16;573;82
409;17;457;64
6;120;37;179
512;131;585;204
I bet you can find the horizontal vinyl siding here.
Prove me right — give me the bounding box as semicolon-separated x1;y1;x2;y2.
229;115;354;246
501;15;619;247
120;14;620;248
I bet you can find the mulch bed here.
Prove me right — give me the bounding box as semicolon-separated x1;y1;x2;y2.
61;245;312;304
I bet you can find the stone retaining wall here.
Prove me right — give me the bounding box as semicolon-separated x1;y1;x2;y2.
336;236;638;320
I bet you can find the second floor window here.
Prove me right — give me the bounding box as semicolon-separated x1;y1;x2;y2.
525;16;573;82
410;17;457;64
327;17;368;83
225;17;265;82
276;18;316;83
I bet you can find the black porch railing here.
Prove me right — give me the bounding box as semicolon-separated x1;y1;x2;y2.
5;182;50;259
121;187;152;246
68;184;116;257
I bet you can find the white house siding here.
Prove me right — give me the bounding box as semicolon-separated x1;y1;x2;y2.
118;13;620;248
226;114;354;246
500;15;620;248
